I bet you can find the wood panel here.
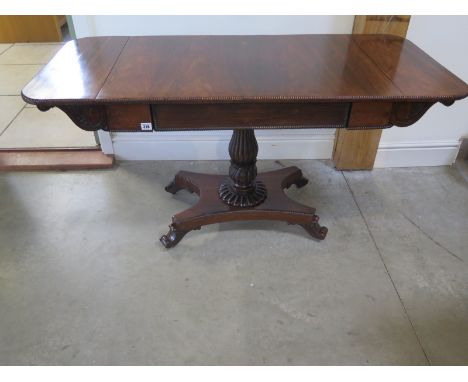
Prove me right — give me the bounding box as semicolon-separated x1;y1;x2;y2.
0;16;63;43
107;104;152;131
153;103;350;130
22;34;467;107
332;15;411;170
0;149;113;171
355;35;468;100
22;37;129;104
97;35;404;102
353;15;410;35
56;16;67;28
332;129;384;171
346;102;393;129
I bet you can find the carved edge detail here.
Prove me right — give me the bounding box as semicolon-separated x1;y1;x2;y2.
300;214;328;240
160;224;190;249
37;104;108;131
218;179;267;207
33;99;457;132
390;102;436;127
27;94;467;104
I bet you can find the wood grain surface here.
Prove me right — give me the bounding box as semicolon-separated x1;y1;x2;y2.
153;103;350;130
22;35;468;106
0;16;63;43
333;16;411;170
22;37;129;104
0;149;113;171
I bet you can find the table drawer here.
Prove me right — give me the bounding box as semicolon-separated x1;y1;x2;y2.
152;103;350;131
107;104;152;131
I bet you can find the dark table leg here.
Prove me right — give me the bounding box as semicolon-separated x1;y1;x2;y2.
160;129;328;248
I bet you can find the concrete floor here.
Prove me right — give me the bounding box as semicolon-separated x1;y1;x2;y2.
0;160;467;365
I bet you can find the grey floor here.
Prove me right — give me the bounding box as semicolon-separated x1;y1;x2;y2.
0;160;467;365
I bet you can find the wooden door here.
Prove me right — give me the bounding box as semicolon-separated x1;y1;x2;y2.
0;16;65;43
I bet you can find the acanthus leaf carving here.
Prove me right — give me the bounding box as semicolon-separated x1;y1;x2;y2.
37;104;108;131
390;102;436;127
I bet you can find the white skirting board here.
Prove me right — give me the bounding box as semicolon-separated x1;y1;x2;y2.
375;140;460;168
111;130;336;161
109;131;461;167
97;131;114;155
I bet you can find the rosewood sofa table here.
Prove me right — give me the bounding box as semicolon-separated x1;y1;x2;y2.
22;35;468;248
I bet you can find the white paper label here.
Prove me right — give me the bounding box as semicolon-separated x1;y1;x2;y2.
140;122;152;131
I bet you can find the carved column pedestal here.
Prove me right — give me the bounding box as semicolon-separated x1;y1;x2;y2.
219;129;267;207
160;129;328;248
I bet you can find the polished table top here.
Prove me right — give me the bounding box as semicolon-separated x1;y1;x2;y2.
22;34;468;107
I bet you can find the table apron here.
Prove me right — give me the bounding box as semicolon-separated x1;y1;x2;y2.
152;103;350;131
102;101;428;132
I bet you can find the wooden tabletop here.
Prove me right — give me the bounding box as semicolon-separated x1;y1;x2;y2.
22;34;468;106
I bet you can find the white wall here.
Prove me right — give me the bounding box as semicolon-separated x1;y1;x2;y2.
72;15;353;160
375;16;468;167
72;15;354;37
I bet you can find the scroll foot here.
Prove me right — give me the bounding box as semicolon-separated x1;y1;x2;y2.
301;215;328;240
165;179;183;195
160;225;189;248
294;176;309;188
